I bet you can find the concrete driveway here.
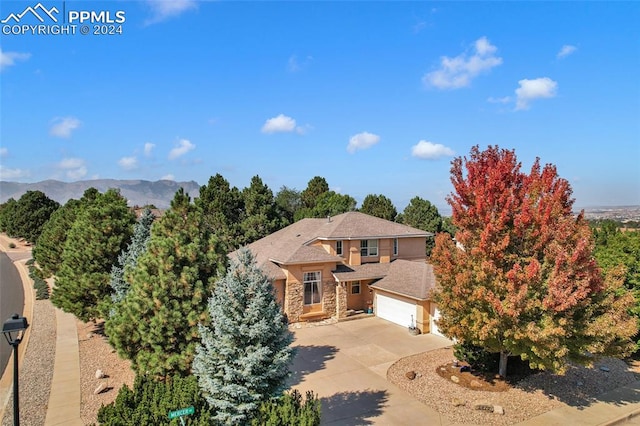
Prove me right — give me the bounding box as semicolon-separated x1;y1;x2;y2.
287;316;454;425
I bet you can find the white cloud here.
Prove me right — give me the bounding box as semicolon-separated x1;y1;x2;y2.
118;156;138;170
161;174;175;181
0;166;30;179
347;132;380;153
168;139;195;160
423;36;503;89
262;114;297;134
557;45;577;59
288;55;313;72
145;0;197;25
49;117;81;138
411;141;455;159
144;142;155;156
0;147;7;157
0;48;31;71
515;77;558;110
57;157;87;180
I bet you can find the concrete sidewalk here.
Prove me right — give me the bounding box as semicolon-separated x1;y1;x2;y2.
44;308;83;426
516;380;640;426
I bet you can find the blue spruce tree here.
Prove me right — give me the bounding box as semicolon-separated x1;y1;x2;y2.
109;208;155;305
193;248;294;424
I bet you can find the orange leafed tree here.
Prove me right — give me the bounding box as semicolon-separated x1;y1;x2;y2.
432;145;636;377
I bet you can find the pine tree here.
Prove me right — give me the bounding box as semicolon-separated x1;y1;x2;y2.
51;189;135;321
10;190;60;244
107;189;227;378
193;248;294;424
33;199;81;277
108;208;155;305
400;196;442;256
240;175;285;245
360;194;397;221
432;145;637;377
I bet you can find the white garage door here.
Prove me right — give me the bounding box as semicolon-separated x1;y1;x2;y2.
375;293;417;328
430;303;445;337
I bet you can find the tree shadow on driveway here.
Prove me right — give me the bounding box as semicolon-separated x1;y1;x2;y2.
287;345;338;387
320;389;388;425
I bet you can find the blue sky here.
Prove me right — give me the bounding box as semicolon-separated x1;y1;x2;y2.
1;1;639;214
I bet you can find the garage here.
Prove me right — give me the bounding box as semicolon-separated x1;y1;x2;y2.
374;292;417;329
429;303;444;337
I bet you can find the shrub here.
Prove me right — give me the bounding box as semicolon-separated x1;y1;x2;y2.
453;341;499;373
251;390;321;426
8;242;16;249
28;264;50;300
97;375;213;425
25;258;35;266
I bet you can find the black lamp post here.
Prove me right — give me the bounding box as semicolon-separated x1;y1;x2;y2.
2;314;28;426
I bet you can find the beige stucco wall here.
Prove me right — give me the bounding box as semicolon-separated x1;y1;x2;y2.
346;280;374;311
397;237;427;260
416;299;430;333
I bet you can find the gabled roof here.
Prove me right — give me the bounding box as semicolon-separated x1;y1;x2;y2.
233;211;432;282
369;260;436;301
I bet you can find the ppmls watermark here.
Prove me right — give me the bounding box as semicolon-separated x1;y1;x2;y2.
1;2;126;36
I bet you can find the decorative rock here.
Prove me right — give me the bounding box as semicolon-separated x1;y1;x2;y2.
450;375;460;383
473;402;494;412
600;366;610;372
94;383;107;395
576;381;584;386
470;380;483;388
452;398;465;407
86;332;94;339
95;369;105;379
493;405;505;415
406;371;416;380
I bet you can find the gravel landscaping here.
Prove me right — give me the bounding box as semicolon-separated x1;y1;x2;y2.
387;347;639;425
77;320;135;425
1;299;56;426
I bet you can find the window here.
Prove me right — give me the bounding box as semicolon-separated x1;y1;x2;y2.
360;239;378;257
336;240;343;256
393;238;398;256
351;281;361;295
303;271;322;305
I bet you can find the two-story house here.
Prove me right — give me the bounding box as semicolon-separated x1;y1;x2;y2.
234;211;443;335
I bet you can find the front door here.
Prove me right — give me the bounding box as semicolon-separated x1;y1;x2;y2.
303;271;322;313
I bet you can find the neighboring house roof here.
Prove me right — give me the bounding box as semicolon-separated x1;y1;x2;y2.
369;260;436;301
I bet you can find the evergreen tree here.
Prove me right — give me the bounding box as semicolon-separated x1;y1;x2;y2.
10;190;60;244
275;186;302;224
400;196;442;256
0;198;18;236
109;208;155;305
193;249;294;424
33;189;98;278
360;194;397;221
300;176;329;210
432;145;637;377
51;189;135;321
240;175;286;245
196;173;244;252
107;189;227;378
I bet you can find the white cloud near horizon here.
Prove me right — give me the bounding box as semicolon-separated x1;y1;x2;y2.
168;139;195;160
0;165;30;180
57;157;87;180
262;114;297;134
557;45;577;59
118;156;138;171
49;117;81;138
411;141;455;159
515;77;558;110
161;174;175;181
0;148;7;157
144;142;155;156
347;132;380;153
0;48;31;71
423;37;503;89
144;0;197;25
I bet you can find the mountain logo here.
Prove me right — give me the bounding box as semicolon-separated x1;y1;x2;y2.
1;2;60;24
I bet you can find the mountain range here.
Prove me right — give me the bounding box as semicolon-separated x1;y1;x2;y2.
0;179;201;209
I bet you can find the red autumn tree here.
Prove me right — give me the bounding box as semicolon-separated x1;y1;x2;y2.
432;145;636;377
